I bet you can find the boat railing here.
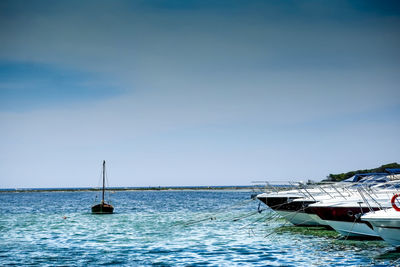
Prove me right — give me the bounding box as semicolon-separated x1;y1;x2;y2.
251;180;306;193
357;188;374;212
329;184;347;199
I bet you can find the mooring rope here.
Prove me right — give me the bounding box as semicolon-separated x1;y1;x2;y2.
263;205;311;238
392;256;400;265
342;216;359;241
176;193;322;233
239;211;278;230
179;194;306;227
175;197;258;227
232;210;264;222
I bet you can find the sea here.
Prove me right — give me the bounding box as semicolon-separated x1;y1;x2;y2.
0;190;399;266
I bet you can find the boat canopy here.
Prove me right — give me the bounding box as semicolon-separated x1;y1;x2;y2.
372;180;400;189
386;168;400;174
342;173;388;183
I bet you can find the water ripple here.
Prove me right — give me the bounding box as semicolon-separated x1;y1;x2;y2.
0;191;398;265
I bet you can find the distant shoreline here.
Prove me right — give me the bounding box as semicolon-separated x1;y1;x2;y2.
0;185;269;193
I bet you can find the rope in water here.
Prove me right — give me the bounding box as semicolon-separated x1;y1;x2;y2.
263;205;313;238
179;194;306;227
176;197;258;227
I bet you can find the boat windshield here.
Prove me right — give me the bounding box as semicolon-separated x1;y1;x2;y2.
348;174;389;187
342;173;387;183
371;180;400;189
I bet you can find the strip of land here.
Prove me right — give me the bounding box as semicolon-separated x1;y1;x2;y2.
0;185;269;193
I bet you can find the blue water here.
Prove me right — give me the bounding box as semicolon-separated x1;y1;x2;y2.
0;190;399;266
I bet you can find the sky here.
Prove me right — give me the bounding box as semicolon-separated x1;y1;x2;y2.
0;0;399;188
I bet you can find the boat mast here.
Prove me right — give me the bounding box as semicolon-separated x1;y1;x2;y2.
102;160;105;204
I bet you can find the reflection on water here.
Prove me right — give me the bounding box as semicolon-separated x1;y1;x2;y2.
0;190;399;265
375;248;400;262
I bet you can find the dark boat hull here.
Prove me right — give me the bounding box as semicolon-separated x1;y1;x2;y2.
308;206;381;238
257;196;318;214
91;203;114;214
257;195;328;226
257;196;302;210
308;206;379;224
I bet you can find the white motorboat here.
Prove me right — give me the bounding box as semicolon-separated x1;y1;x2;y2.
256;173;398;227
362;202;400;247
307;183;400;238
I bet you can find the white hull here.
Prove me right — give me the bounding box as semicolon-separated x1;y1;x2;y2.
276;210;321;226
362;209;400;247
371;226;400;247
308;214;329;227
325;220;380;238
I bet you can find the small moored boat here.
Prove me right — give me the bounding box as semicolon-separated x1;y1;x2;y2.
92;160;114;214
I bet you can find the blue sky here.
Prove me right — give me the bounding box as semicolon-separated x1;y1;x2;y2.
0;0;399;188
0;62;120;111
